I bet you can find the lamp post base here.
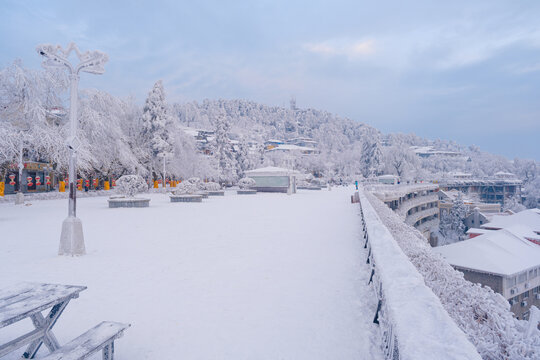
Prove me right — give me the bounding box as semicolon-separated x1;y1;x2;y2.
15;192;24;205
59;216;86;256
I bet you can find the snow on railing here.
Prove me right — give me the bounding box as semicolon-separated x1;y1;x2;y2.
357;190;481;360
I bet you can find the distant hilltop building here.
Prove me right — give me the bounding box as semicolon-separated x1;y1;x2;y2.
410;145;462;158
179;125;215;155
264;137;318;155
290;96;297;111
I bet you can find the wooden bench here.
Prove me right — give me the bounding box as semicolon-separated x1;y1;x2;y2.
40;321;130;360
0;283;130;359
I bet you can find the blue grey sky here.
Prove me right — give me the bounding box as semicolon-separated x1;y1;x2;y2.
1;0;539;160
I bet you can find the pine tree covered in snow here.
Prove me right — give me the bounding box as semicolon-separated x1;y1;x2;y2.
140;80;173;180
439;193;468;244
235;136;252;178
211;112;237;184
360;129;383;178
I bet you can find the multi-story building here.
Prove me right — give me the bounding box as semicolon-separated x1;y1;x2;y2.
434;226;540;320
438;172;522;206
367;183;439;240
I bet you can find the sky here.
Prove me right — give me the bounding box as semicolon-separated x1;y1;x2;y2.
1;0;539;160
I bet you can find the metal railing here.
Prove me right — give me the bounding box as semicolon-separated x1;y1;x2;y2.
357;190;482;360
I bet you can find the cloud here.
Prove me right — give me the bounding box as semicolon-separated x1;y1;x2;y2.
303;39;375;59
509;62;540;74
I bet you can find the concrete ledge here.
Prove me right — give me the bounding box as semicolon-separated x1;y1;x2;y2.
298;186;322;190
207;191;225;196
108;198;150;208
237;189;257;195
197;191;209;199
170;194;203;202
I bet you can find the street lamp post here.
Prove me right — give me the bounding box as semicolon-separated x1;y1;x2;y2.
160;154;169;189
15;135;25;205
37;43;108;256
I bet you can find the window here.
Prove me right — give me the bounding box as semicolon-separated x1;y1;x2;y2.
518;272;527;283
505;276;517;287
522;311;530;321
521;291;529;300
533;286;540;294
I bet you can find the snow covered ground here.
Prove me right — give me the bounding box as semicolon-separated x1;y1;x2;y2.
0;187;382;359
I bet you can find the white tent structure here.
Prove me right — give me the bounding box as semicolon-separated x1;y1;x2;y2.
245;167;301;193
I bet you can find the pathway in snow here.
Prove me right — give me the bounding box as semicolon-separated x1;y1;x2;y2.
0;187;382;359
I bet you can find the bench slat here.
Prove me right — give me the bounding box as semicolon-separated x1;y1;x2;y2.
0;327;45;357
0;283;86;327
40;321;130;360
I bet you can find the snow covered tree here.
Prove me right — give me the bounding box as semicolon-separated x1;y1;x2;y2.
503;196;526;213
0;60;68;175
439;193;468;244
360;129;383;178
523;177;540;209
383;143;418;178
77;89;140;177
235;136;252;178
140;80;173;182
211;112;237;185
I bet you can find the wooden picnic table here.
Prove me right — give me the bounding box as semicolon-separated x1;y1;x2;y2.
0;282;86;358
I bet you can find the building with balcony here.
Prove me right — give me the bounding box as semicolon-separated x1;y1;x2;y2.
438;174;522;206
367;183;439;239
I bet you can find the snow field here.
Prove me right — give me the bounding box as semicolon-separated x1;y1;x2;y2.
0;187;382;359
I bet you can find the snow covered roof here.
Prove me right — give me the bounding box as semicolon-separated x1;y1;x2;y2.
434;226;540;276
268;144;317;152
494;171;517;178
439;189;474;203
465;228;495;236
480;209;540;232
179;125;203;137
449;172;473;178
440;178;522;186
245;167;301;176
366;183;438;201
409;146;461;157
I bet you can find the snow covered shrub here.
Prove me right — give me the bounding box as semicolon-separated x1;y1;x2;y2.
203;181;221;191
116;175;148;198
311;178;323;186
174;181;199;195
238;177;256;189
186;177;202;185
